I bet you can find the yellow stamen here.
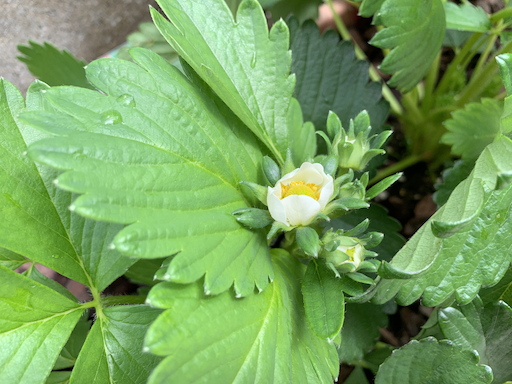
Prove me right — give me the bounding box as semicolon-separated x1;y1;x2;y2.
281;181;321;200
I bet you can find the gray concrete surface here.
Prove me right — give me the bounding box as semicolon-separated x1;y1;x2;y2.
1;0;157;92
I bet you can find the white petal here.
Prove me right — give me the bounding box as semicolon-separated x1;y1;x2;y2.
318;176;334;209
281;195;321;226
267;187;288;225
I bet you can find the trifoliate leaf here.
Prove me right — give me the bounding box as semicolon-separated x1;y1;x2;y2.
0;265;83;383
375;337;493;384
144;250;339;383
480;266;512;306
25;48;272;297
1;79;134;290
370;0;446;93
442;98;502;160
302;259;345;339
70;305;162;384
17;41;93;89
338;303;388;363
373;136;512;306
439;298;512;383
289;18;388;139
444;2;491;33
151;0;298;165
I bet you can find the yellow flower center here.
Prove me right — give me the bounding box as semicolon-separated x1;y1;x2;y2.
345;247;356;259
281;181;321;200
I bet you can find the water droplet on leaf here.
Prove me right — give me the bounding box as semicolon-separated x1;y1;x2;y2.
250;52;257;68
101;110;123;125
116;94;136;107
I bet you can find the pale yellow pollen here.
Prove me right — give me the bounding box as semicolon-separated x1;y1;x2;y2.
281;181;321;200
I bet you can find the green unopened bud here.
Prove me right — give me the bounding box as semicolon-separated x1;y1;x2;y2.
239;181;268;205
232;208;273;229
323;237;365;272
296;226;320;257
262;156;281;186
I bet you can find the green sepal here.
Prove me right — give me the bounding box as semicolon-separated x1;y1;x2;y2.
262;155;281;186
343;219;370;237
232;208;273;229
321;154;339;177
267;221;293;241
296;226;320;257
347;272;375;285
360;232;384;248
366;173;402;200
239;181;268;206
327;110;342;139
326;198;369;214
302;259;345;340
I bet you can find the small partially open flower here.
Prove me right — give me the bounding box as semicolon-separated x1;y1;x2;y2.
336;243;364;268
267;162;334;226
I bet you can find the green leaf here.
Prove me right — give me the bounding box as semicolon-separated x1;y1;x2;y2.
0;247;26;270
22;265;76;302
70;305;162;384
46;371;71;384
497;53;512;96
267;0;321;23
370;0;446;93
1;78;135;291
442;98;502;160
151;0;298;165
439;298;512;383
480;266;512;306
373;136;512;306
144;249;339;383
125;258;167;287
53;316;91;370
302;259;345;339
338;303;388;363
434;159;475;207
0;265;83;383
25;49;272;296
17;41;93;89
375;337;493;384
359;0;385;18
344;366;370;384
444;2;491;33
289;18;388;139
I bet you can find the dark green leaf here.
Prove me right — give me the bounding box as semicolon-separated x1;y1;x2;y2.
439;299;512;383
370;0;446;92
17;41;93;89
70;305;162;384
359;0;385;18
0;265;83;383
125;258;166;287
145;249;339;383
434;159;475;207
289;18;388;140
267;0;321;23
442;98;502;160
375;337;493;384
338;303;388;363
46;371;71;384
480;266;512;306
25;48;272;297
302;259;345;339
53;316;91;370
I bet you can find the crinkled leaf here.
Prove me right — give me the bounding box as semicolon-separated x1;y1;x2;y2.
434;159;475;207
289;18;388;138
338;303;388;363
151;0;299;164
442;98;502;160
25;48;272;297
17;41;93;89
480;266;512;306
375;337;493;384
302;259;345;339
373;136;512;306
144;249;339;383
0;265;83;383
70;305;162;384
439;298;512;383
444;2;491;33
370;0;446;93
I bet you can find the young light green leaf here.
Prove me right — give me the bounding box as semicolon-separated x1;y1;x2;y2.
370;0;446;92
0;265;83;383
439;299;512;384
375;337;493;384
444;2;491;33
70;305;162;384
151;0;296;165
373;136;512;306
289;18;388;139
25;48;272;297
0;247;26;270
144;250;339;383
338;303;388;363
17;41;93;89
302;259;345;339
442;98;502;160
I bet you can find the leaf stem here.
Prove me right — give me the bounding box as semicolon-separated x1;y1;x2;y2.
325;0;403;116
490;7;512;23
369;153;428;185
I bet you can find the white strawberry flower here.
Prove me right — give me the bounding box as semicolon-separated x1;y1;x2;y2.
267;162;334;226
